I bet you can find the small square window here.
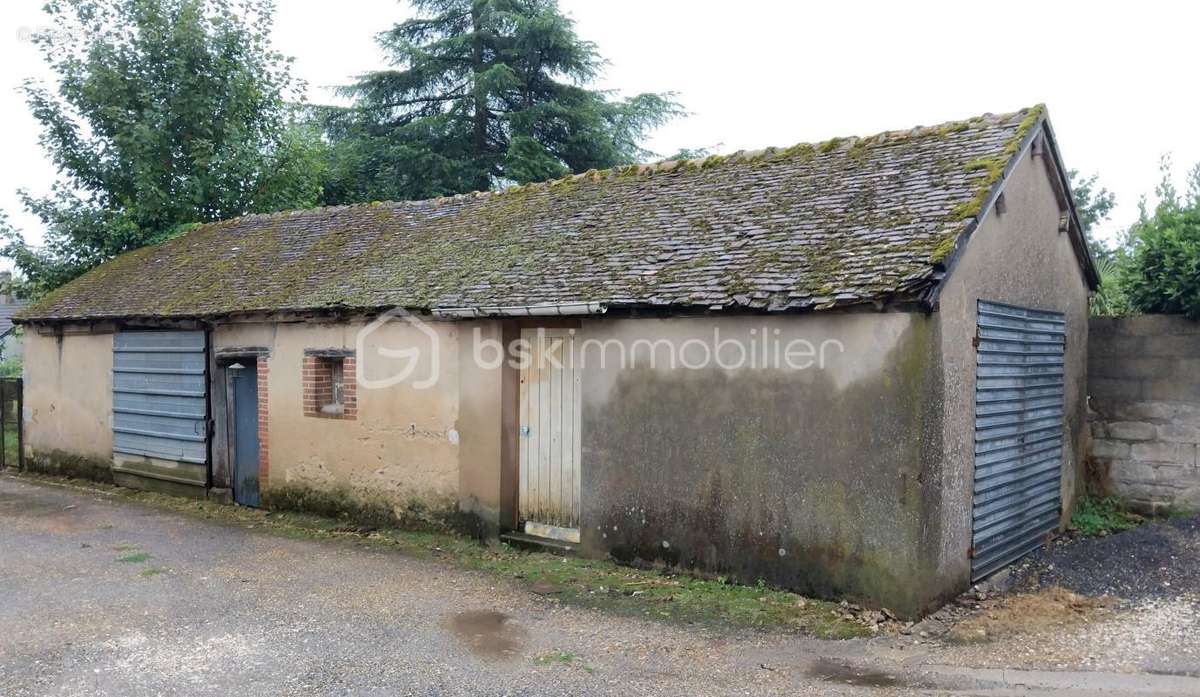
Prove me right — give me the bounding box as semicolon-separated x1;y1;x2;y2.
328;359;345;410
321;358;345;415
304;352;357;419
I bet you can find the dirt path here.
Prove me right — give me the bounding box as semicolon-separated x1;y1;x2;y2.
1;475;1197;696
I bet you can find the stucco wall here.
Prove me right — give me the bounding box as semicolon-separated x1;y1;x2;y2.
23;330;113;461
934;142;1091;585
214;319;463;509
577;312;946;616
212;318;510;527
1088;315;1200;513
455;319;513;531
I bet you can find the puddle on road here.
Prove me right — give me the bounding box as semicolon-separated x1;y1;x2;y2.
807;658;904;688
447;610;526;661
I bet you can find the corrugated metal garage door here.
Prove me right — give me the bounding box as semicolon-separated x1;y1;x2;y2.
972;301;1065;581
113;331;208;466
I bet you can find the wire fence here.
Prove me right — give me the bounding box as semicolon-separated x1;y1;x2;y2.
0;378;24;471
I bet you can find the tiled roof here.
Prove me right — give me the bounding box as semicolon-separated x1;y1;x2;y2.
21;106;1049;322
0;301;26;335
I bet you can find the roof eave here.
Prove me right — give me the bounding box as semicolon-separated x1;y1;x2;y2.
1039;116;1102;290
922;112;1100;312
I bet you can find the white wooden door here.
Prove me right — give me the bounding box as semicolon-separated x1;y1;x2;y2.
519;328;582;543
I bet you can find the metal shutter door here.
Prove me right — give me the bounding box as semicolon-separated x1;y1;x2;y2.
972;301;1065;581
113;331;208;466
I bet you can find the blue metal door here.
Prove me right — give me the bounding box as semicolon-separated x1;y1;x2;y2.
229;363;261;507
971;301;1066;581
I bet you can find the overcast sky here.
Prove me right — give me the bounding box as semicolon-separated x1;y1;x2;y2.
3;0;1198;269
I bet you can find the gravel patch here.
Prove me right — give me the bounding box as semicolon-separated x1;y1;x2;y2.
922;515;1200;677
1014;515;1200;601
929;595;1200;676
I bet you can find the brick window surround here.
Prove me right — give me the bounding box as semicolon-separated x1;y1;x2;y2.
303;350;357;420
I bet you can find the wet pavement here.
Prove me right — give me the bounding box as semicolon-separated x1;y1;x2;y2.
0;476;916;696
2;475;1198;696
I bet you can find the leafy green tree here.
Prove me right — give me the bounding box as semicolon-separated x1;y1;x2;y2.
3;0;324;295
1090;255;1131;317
1066;170;1133;316
1068;170;1117;260
319;0;682;203
1120;160;1200;318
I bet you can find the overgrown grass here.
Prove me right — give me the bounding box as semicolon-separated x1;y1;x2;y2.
10;472;868;638
1070;496;1143;537
2;424;18;469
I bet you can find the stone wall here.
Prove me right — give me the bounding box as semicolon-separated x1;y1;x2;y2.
1088;315;1200;513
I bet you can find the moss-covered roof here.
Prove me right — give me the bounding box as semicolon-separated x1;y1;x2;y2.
21;106;1048;322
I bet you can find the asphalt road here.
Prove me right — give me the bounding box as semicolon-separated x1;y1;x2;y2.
0;476;914;696
2;475;1198;696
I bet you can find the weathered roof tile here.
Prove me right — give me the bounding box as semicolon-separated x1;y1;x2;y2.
21;106;1047;322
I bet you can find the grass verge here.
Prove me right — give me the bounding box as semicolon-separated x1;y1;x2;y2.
7;472;867;639
2;424;18;469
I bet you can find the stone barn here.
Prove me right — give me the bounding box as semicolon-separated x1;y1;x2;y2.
16;105;1097;615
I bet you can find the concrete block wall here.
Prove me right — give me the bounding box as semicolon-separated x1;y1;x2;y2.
1088;315;1200;513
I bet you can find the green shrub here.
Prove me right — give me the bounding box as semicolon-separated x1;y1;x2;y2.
1071;496;1142;537
1117;160;1200;318
1121;204;1200;318
0;356;21;378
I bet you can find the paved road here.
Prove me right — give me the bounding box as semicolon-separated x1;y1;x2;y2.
1;476;1197;696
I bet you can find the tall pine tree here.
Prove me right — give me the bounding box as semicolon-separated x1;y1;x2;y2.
318;0;681;203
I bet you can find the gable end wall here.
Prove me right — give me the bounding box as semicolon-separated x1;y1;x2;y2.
933;136;1091;585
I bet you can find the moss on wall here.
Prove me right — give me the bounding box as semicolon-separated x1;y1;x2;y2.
25;449;114;483
579;316;947;618
261;481;488;538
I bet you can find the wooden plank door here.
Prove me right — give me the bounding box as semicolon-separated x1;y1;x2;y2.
518;328;582;543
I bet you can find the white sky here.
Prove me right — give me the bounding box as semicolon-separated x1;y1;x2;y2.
3;0;1198;271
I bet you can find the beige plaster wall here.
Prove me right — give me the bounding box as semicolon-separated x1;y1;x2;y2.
213;317;507;522
455;319;510;529
935;138;1092;583
23;330;114;460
